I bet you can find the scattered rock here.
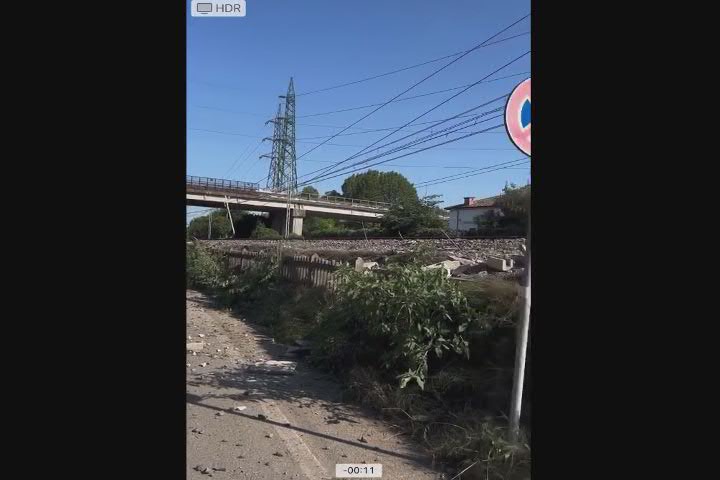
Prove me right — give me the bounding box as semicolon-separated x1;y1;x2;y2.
243;390;251;396
212;467;226;472
233;406;247;411
199;362;209;367
273;451;284;457
186;363;191;367
358;436;368;443
258;414;267;421
265;433;274;438
216;412;224;416
198;334;206;338
264;462;270;466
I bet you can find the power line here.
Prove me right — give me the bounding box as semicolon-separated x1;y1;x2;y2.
298;49;528;184
296;123;507;188
297;71;529;119
300;107;507;184
415;157;529;186
294;31;530;96
294;14;530;164
419;159;531;188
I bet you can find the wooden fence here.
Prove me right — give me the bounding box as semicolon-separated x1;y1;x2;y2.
225;248;348;289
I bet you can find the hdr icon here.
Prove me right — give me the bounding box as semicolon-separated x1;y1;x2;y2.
191;0;246;17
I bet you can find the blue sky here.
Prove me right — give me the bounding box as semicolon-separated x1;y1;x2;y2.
187;0;530;218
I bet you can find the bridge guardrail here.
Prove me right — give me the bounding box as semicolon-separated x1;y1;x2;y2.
186;175;391;210
186;176;259;192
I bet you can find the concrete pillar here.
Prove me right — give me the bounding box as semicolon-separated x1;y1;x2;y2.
291;216;304;236
291;208;305;236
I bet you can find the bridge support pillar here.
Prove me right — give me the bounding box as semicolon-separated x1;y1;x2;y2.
290;208;305;236
269;209;305;236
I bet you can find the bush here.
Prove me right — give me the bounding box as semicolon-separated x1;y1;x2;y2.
250;224;282;239
186;243;230;290
311;264;487;389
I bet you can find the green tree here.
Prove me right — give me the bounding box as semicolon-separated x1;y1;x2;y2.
187;210;233;239
381;195;446;235
301;186;319;196
496;183;530;232
341;170;417;205
324;189;343;197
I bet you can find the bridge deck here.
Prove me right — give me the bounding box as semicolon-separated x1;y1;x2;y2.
187;176;391;212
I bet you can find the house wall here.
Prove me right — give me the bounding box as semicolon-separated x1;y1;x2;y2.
447;207;502;232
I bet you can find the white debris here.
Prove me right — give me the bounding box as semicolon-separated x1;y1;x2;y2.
198;334;206;338
233;406;247;411
422;260;461;277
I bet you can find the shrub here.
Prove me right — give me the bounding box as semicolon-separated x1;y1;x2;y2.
312;264;487;389
186;243;231;290
250;224;282;239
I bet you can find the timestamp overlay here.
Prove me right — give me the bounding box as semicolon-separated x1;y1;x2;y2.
336;463;383;478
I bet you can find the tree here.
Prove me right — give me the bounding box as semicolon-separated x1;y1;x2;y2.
324;189;343;197
496;183;530;232
301;186;319;196
187;210;233;239
341;170;417;205
381;195;446;235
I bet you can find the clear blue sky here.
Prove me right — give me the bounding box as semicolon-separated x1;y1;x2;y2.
187;0;530;218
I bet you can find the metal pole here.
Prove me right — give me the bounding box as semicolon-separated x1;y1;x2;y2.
225;199;235;237
509;209;530;441
208;212;212;240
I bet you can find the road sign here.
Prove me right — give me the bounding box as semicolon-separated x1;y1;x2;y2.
505;78;531;156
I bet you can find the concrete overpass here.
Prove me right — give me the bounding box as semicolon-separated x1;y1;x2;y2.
186;176;391;235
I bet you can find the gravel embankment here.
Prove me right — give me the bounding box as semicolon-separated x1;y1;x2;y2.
200;238;525;262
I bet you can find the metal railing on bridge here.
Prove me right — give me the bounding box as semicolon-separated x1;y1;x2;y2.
187;176;259;192
187;175;391;210
292;192;390;210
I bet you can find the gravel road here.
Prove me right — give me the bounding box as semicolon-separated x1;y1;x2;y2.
186;290;442;480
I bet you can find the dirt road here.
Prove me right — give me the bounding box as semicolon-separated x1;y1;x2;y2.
186;290;442;480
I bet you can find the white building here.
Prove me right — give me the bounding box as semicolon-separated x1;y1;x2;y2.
445;196;503;233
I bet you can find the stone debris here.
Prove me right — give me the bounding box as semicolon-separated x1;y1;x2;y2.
265;433;273;438
233;406;247;411
422;260;461;277
485;256;514;272
273;451;284;457
199;362;209;367
186;342;204;352
257;414;268;421
215;412;224;416
198;334;206;338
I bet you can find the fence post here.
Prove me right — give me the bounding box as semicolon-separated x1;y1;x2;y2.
355;257;364;272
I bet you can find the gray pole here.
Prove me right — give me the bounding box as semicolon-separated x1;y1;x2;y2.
208;213;212;240
509;209;530;441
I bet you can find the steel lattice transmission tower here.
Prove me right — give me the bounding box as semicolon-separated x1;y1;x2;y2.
262;78;297;193
262;103;286;191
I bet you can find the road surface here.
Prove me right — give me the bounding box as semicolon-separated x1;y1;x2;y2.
186;289;441;480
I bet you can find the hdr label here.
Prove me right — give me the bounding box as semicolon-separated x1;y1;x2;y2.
191;0;246;17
